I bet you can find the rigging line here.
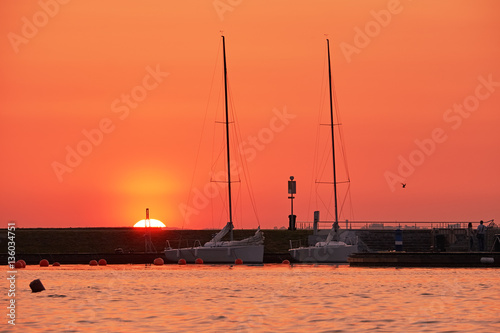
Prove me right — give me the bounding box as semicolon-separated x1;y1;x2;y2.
211;176;215;229
243;163;261;226
316;180;350;184
234;182;243;229
350;184;355;220
327;38;339;224
327;179;335;221
216;177;228;226
308;55;330;218
315;182;332;219
210;70;230;229
238;143;261;226
307;50;329;218
227;81;261;226
317;134;333;182
229;88;242;230
219;72;240;227
232;112;261;226
330;40;350;223
328;41;354;223
347;182;355;222
180;37;222;234
317;73;337;181
210;143;226;173
333;105;351;181
330;61;351;181
339;127;351;180
338;183;350;219
211;66;225;177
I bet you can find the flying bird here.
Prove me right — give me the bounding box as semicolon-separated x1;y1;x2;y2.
401;183;406;188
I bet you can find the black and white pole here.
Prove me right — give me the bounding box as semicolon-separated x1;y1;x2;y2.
288;176;296;230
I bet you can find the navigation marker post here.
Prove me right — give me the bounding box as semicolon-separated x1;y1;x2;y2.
288;176;296;230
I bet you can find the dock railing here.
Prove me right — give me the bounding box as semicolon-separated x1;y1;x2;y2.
295;220;479;230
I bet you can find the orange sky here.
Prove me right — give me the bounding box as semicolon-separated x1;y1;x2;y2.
1;0;499;229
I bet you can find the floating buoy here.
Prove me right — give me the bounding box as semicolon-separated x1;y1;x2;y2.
29;279;45;293
89;260;98;266
282;260;290;265
98;259;107;266
153;258;164;266
39;259;49;267
480;257;494;264
52;262;61;267
195;258;204;264
18;260;27;268
14;261;25;269
178;259;187;265
234;258;243;265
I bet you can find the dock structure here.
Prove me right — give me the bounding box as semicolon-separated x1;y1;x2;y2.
348;252;500;267
5;227;500;266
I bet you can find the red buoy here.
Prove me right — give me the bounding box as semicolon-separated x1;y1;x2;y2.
18;260;27;268
14;261;25;269
89;260;98;266
195;258;204;264
98;259;107;266
52;262;61;267
282;260;290;265
153;258;164;266
234;258;243;265
178;258;187;265
39;259;49;267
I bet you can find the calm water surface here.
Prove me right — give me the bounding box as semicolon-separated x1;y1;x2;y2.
4;264;499;332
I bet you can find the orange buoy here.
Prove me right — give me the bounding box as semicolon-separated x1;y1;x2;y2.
98;259;107;266
14;261;25;269
18;260;27;268
282;260;290;265
89;260;98;266
39;259;49;267
234;258;243;265
195;258;204;264
52;262;61;267
153;258;164;266
178;258;187;265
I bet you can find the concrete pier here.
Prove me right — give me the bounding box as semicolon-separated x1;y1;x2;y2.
348;252;500;267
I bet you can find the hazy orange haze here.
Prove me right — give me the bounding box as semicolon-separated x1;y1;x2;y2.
1;0;499;228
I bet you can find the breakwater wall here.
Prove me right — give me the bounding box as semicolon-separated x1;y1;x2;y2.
2;227;498;262
3;228;311;255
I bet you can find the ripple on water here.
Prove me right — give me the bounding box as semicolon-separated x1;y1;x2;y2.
13;265;500;332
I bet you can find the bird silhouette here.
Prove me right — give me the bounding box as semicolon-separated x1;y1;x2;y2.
401;183;406;188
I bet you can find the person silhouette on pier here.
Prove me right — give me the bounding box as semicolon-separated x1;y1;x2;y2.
467;222;474;251
476;220;486;251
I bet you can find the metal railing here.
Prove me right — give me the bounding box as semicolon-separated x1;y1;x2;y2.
164;239;203;250
295;220;486;230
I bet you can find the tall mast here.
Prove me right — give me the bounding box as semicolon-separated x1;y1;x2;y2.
326;38;339;225
222;35;234;241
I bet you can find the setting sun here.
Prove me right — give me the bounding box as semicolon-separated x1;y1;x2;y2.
133;219;166;228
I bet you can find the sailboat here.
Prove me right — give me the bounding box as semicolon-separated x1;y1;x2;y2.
164;35;264;264
289;38;358;263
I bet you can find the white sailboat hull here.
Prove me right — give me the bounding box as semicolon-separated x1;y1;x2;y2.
289;243;358;263
164;245;264;264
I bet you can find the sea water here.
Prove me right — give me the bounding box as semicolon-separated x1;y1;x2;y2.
3;264;499;332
